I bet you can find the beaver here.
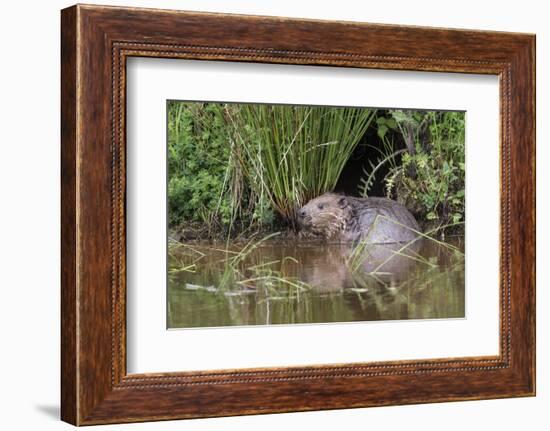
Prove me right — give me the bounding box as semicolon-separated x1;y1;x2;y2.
297;193;420;244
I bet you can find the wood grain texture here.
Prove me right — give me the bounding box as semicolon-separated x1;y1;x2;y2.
60;4;536;425
60;6;78;425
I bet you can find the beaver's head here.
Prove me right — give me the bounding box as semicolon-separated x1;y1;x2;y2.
297;193;352;239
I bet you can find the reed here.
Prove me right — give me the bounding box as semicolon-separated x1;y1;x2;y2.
226;104;376;228
168;233;312;298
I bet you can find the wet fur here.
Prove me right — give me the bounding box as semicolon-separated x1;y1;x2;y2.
298;193;420;244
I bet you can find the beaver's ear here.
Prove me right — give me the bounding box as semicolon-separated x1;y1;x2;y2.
337;196;348;208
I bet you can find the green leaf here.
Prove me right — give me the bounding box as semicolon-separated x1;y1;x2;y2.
377;124;388;139
386;118;397;129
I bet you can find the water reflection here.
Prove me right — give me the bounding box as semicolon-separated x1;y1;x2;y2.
167;238;465;328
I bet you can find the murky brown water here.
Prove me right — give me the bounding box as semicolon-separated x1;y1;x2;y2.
167;237;465;328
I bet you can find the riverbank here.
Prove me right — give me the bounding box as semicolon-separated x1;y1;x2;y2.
169;218;465;243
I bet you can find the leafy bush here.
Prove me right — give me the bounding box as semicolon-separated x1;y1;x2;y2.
360;110;465;234
167;102;234;230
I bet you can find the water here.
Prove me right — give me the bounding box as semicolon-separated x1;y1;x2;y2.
167;238;465;329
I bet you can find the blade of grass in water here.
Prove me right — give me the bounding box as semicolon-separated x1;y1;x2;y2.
346;214;464;275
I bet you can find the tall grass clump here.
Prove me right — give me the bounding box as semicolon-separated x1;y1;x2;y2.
227;105;376;228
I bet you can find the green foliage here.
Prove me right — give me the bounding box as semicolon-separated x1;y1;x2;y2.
375;115;397;140
358;136;404;197
169;100;464;240
228;105;376;227
168;102;376;235
167;102;234;230
398;111;465;228
361;110;465;233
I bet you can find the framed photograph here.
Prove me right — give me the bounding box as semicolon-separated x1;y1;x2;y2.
61;4;535;425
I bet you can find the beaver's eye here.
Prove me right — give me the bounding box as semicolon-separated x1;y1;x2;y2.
317;203;324;210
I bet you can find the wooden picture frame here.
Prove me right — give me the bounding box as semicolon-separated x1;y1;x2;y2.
61;4;535;425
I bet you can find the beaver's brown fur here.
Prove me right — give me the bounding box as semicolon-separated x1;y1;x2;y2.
297;193;420;243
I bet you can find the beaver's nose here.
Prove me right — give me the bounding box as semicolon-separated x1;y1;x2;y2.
298;209;306;218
